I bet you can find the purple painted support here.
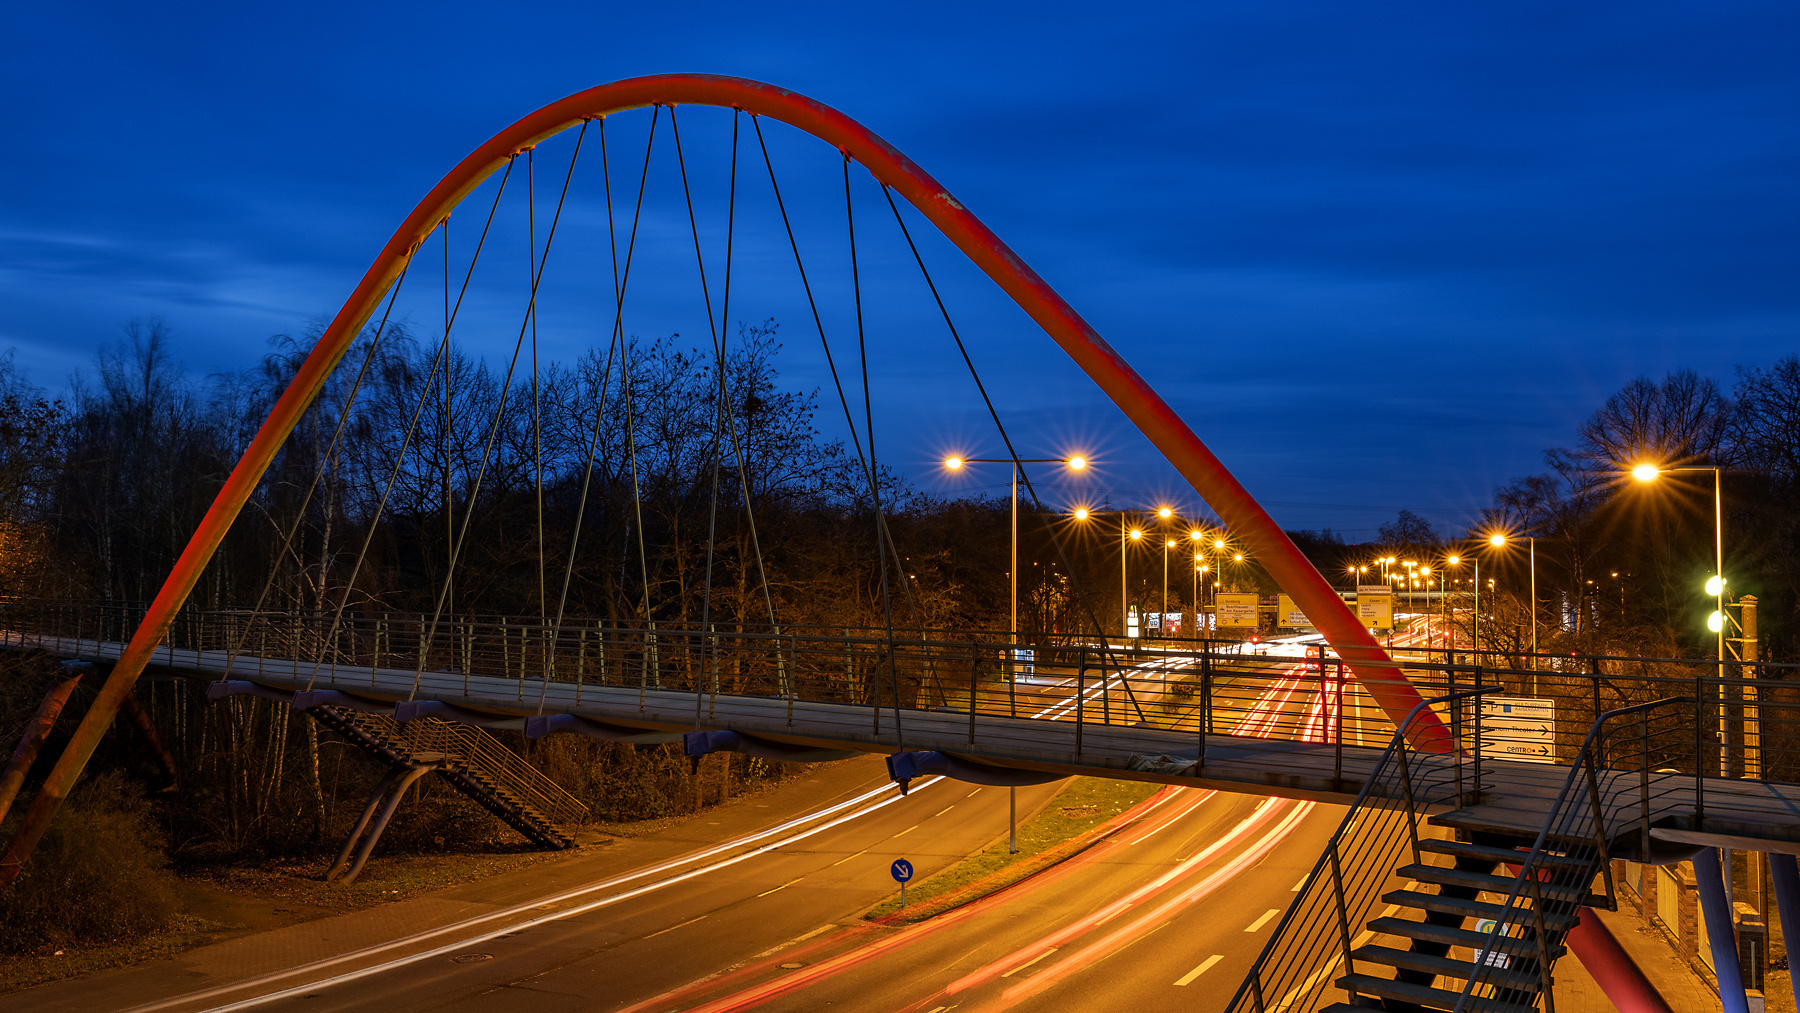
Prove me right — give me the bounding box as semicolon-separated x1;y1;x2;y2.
1771;854;1800;1012
1694;847;1750;1013
683;729;859;764
885;749;1065;793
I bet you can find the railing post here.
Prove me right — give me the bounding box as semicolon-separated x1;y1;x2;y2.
1202;647;1213;739
1075;645;1084;756
969;644;980;746
1334;659;1344;791
1473;664;1485;796
1696;672;1706;828
1329;845;1356;984
1450;650;1464;805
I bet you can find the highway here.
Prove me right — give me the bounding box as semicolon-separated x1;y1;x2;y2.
11;630;1427;1013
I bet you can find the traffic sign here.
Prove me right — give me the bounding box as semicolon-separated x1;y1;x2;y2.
890;859;914;883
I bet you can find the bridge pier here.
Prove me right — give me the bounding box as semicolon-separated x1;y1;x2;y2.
325;764;434;885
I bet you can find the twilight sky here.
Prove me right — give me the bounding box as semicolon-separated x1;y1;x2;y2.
1;2;1794;539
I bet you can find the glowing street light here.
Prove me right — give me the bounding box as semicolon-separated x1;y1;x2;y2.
1631;460;1727;679
942;453;1089;664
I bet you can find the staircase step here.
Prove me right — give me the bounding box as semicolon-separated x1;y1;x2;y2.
1419;839;1592;869
1366;917;1566;961
1351;944;1543;993
1399;864;1601;906
1383;889;1579;932
1337;972;1538;1013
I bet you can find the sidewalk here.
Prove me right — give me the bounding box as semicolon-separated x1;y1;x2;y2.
1554;905;1722;1012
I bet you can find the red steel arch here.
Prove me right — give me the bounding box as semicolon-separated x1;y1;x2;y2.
1;74;1443;886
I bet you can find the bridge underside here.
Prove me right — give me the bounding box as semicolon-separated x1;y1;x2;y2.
15;632;1800;857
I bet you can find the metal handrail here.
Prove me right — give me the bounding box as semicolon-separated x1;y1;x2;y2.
1455;696;1694;1011
1225;684;1500;1013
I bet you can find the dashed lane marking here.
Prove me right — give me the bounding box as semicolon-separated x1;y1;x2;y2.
1245;909;1280;932
1174;955;1223;986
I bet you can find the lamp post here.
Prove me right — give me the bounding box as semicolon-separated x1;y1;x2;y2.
1445;555;1462;650
1487;531;1536;673
1632;462;1727;753
946;453;1087;858
944;454;1087;659
1071;506;1143;643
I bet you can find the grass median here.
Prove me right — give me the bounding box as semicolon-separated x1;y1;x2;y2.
863;776;1165;924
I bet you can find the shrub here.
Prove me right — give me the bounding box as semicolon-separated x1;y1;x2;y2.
0;771;180;952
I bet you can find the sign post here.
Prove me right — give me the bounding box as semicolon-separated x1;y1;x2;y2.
891;858;914;909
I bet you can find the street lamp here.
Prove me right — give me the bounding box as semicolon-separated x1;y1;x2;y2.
943;454;1088;660
1632;462;1728;767
1487;531;1537;669
947;453;1087;857
1071;506;1146;641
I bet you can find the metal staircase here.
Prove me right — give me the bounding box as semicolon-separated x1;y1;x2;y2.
1229;692;1687;1013
304;703;586;850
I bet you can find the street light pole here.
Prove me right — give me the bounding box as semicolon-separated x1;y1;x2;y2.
947;453;1087;859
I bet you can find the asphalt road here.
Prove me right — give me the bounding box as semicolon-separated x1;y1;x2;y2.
13;629;1434;1013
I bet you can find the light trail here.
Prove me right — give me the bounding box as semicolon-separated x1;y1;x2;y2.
146;776;944;1013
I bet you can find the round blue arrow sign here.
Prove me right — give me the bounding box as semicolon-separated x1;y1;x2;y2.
890;858;914;883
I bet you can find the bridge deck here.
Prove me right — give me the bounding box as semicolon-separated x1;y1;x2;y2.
14;633;1800;852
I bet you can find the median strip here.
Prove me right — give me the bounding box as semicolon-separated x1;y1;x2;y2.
863;778;1166;924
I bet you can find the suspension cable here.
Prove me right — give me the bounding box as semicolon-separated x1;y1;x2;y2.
878;184;1142;718
845;156;905;748
220;252;413;678
409;126;587;698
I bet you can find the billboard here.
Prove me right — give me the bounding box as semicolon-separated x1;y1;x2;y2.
1276;594;1309;628
1216;593;1259;628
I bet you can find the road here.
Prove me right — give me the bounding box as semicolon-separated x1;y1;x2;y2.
13;632;1401;1013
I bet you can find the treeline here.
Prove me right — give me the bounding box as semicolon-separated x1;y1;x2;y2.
0;319;1051;637
1297;364;1800;663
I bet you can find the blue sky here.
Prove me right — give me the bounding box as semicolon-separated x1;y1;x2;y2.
1;2;1794;538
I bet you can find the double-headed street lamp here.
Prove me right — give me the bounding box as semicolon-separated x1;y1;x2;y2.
945;453;1087;857
943;454;1087;659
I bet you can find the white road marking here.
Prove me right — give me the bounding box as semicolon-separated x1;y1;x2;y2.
1000;947;1058;977
1245;908;1280;932
643;915;707;939
165;777;946;1013
1292;876;1307;892
829;848;869;867
757;878;803;897
1174;954;1223;985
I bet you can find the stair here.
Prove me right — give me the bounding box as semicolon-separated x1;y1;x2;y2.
304;704;581;849
1333;972;1538;1013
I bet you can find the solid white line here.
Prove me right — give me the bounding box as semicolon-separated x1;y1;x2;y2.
1244;908;1280;932
1174;954;1222;986
130;778;916;1013
173;777;945;1013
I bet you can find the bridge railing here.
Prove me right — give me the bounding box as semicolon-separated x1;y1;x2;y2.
4;599;1798;810
1225;686;1500;1013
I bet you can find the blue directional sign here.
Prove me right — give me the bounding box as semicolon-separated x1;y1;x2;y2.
890;858;914;883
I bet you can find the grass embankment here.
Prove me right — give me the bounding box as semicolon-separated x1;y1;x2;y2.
864;777;1165;924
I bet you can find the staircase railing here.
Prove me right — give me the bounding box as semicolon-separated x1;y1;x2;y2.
1455;696;1694;1012
1225;685;1497;1013
332;710;589;829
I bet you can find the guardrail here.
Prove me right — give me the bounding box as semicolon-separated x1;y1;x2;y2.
2;599;1795;809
